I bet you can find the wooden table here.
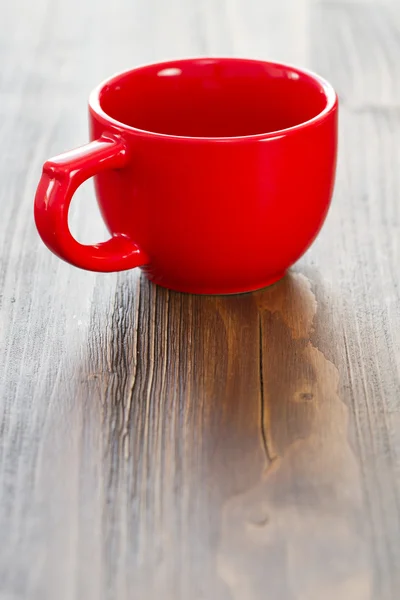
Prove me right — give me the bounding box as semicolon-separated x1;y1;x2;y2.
1;0;399;598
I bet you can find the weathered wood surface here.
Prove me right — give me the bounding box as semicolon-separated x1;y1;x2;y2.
1;0;400;598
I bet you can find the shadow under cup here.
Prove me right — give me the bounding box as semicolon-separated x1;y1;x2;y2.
98;59;330;138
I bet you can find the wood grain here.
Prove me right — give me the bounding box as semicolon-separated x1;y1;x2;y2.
1;0;400;598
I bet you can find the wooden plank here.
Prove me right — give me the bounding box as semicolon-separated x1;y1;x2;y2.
0;0;400;599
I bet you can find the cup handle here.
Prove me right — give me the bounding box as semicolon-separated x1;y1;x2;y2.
34;134;149;272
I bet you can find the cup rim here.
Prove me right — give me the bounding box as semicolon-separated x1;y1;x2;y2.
89;56;338;143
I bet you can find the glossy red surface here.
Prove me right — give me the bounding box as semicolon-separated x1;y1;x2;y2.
34;57;338;294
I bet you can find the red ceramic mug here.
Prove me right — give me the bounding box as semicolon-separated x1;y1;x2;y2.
34;57;338;294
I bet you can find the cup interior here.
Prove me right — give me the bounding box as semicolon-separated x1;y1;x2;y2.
97;58;332;138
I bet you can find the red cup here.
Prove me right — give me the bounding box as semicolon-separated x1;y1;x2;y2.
34;57;338;294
